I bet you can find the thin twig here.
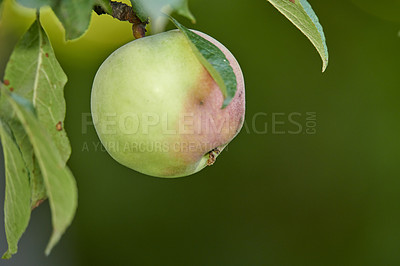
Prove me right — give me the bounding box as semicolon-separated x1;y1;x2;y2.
94;1;149;39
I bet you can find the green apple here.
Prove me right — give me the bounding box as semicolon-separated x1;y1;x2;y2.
91;30;245;178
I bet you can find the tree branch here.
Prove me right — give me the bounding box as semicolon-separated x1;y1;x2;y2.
94;1;149;39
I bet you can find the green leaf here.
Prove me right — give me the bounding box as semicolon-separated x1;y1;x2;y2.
0;121;31;259
16;0;96;40
130;0;149;22
132;0;195;32
170;0;196;23
170;17;237;108
2;90;78;256
0;19;71;207
1;19;71;163
95;0;112;14
15;0;53;8
133;0;195;20
8;120;45;209
267;0;329;72
0;25;44;207
51;0;96;40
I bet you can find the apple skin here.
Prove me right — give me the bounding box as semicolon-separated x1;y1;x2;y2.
91;30;245;178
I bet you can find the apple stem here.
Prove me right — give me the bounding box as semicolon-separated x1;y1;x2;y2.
207;148;221;166
93;1;149;39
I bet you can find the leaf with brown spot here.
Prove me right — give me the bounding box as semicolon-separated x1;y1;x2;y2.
0;18;71;208
3;91;77;256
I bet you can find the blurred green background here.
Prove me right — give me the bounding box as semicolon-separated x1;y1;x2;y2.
1;0;400;265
